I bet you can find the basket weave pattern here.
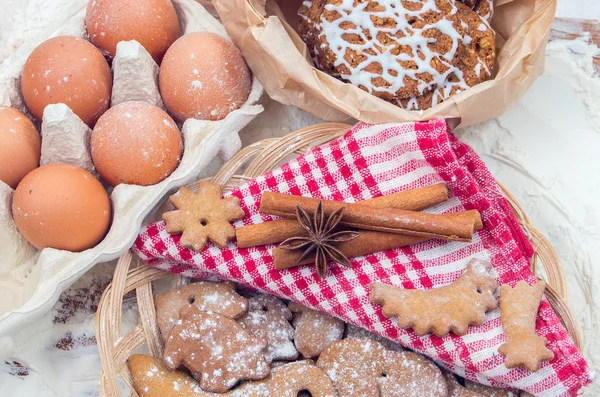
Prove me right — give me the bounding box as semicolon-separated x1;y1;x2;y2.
96;123;582;396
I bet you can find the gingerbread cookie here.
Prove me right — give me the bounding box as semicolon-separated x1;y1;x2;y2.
128;354;271;397
238;294;299;362
498;280;554;372
317;339;447;396
162;183;245;252
369;259;498;336
154;281;248;342
299;0;496;110
344;323;404;352
289;302;345;358
316;338;387;397
163;305;270;392
271;359;315;369
270;362;338;397
379;350;448;396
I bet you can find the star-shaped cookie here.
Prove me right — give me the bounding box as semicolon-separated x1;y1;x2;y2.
162;182;245;252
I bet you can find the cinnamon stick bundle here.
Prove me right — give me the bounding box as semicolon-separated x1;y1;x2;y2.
259;192;481;242
236;183;449;248
273;231;428;269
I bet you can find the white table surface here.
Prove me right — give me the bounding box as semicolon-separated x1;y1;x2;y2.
557;0;600;20
1;1;598;396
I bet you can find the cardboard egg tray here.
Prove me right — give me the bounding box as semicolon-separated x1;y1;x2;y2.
0;0;263;341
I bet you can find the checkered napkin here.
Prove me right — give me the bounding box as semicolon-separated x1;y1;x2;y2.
133;120;592;396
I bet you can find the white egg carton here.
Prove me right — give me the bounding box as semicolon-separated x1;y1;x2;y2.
0;0;263;343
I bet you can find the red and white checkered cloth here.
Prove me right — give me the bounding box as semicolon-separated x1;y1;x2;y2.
133;120;593;396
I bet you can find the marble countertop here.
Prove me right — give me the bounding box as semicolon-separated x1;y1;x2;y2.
1;1;599;396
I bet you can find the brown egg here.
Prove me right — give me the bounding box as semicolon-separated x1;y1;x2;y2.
86;0;180;63
12;164;111;251
90;101;182;186
0;106;41;189
159;32;252;122
21;36;112;127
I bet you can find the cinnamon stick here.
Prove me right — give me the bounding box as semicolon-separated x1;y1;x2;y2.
260;192;481;242
273;231;427;269
236;183;449;248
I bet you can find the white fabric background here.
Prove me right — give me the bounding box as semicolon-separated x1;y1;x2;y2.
0;1;598;396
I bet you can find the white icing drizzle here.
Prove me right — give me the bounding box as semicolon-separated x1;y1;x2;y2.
302;0;493;110
474;58;490;78
314;0;464;97
406;95;419;110
475;0;494;22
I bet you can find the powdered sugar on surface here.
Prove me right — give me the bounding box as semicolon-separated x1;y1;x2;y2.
0;3;599;397
0;262;138;396
456;36;600;396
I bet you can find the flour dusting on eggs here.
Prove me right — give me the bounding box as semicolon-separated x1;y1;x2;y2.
20;36;112;126
0;106;41;189
159;32;252;122
85;0;180;63
90;101;182;186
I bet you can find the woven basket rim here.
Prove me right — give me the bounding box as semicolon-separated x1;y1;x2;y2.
95;122;582;397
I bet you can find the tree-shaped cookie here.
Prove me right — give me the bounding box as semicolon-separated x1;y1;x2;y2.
498;280;554;372
237;294;298;362
163;305;270;393
162;182;245;252
369;259;498;337
154;281;248;342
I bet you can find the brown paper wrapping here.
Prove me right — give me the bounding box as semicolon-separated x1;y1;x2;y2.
213;0;557;127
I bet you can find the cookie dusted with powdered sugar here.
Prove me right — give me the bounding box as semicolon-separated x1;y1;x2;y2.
289;302;345;358
270;362;338;396
238;294;299;362
129;354;272;396
154;281;248;342
162;305;270;393
298;0;495;110
316;339;447;396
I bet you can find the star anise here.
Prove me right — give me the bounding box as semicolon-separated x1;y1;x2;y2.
279;201;360;279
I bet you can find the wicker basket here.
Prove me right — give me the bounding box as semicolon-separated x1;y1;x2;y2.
95;123;582;397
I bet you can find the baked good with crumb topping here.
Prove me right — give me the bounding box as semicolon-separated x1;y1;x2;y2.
298;0;496;110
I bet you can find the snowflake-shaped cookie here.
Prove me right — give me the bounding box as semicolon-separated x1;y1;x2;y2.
162;183;245;252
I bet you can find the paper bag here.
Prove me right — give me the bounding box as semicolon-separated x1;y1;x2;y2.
213;0;557;127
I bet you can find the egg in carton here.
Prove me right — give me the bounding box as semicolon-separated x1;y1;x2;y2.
0;0;263;343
